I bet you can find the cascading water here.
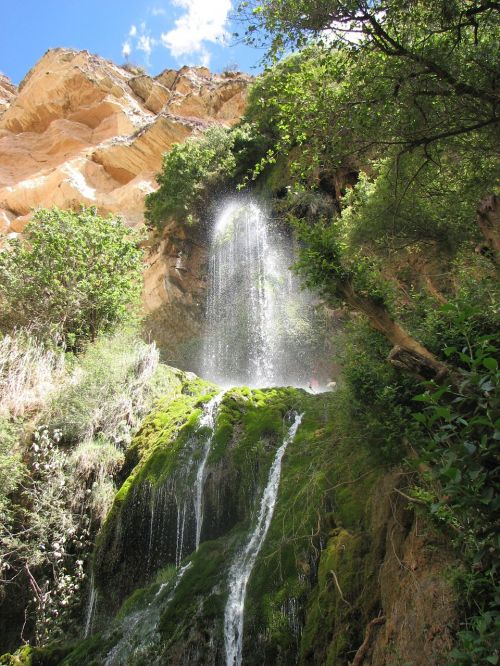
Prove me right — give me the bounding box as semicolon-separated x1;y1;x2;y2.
224;412;304;666
104;562;192;666
202;201;315;388
143;391;224;572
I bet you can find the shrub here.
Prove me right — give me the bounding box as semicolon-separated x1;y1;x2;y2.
0;207;143;349
0;426;90;644
0;419;24;537
411;332;499;664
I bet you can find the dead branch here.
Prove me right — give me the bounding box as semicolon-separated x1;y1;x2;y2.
329;569;352;607
392;487;427;506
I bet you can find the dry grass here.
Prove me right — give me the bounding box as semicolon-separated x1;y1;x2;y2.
0;332;65;418
48;332;160;446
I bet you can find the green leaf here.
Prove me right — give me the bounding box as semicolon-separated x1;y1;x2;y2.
482;357;498;371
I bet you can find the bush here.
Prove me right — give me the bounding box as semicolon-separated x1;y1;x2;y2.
412;334;500;664
0;419;24;535
333;320;419;464
0;207;143;349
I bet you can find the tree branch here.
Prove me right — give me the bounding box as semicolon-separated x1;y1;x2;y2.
364;14;499;105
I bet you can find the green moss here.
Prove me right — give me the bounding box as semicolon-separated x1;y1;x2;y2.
0;645;72;666
95;374;217;550
76;382;396;664
301;530;363;666
60;634;116;666
158;538;229;643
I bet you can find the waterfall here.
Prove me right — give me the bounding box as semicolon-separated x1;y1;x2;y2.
194;391;224;549
224;413;304;666
202;201;314;388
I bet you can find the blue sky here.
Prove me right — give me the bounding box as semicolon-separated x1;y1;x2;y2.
0;0;264;84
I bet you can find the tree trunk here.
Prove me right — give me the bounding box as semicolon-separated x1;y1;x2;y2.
338;282;449;380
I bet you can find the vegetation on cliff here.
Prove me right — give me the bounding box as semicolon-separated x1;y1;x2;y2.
140;0;499;661
0;208;170;650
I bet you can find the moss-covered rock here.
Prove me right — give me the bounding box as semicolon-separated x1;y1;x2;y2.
0;645;71;666
93;371;217;612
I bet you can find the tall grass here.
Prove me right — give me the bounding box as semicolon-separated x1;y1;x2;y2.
0;333;65;418
48;332;160;446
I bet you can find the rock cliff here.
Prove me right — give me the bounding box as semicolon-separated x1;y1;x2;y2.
0;49;250;348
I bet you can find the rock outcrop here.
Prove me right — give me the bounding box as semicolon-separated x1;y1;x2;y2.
0;74;16;120
0;49;250;340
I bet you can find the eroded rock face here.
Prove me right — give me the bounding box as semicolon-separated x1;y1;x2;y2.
0;49;250;354
0;74;17;119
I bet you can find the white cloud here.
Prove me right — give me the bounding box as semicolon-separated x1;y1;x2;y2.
199;49;211;68
129;24;137;37
121;40;132;58
160;0;231;59
151;6;166;16
137;34;154;56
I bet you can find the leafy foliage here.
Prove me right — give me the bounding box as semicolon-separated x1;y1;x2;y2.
411;332;499;664
0;207;143;349
145;124;268;230
240;0;499;124
1;426;91;643
0;420;25;539
0;329;175;646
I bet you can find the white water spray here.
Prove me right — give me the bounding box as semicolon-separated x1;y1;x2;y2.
224;412;304;666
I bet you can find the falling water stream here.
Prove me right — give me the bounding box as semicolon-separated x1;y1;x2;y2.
202;201;314;388
224;413;304;666
83;571;97;638
92;201;310;661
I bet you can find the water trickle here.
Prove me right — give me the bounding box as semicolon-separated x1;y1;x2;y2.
194;392;225;550
84;570;98;638
104;562;193;666
202;201;314;388
142;392;224;572
224;413;304;666
175;498;187;568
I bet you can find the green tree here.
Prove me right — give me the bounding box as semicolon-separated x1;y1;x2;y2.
240;0;499;123
0;207;143;349
241;1;499;250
